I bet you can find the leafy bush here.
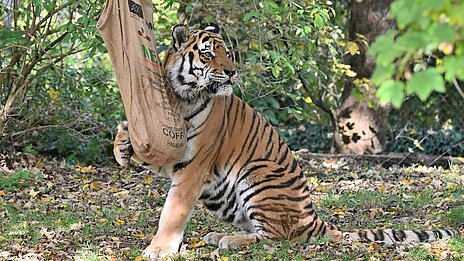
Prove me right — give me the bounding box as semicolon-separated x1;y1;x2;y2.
371;0;464;107
3;54;124;164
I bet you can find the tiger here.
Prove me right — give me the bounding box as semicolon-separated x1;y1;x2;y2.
113;24;460;260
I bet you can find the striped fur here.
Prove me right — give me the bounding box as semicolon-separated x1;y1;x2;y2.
114;25;459;259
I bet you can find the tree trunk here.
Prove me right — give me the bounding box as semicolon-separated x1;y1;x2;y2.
0;0;14;139
333;0;396;155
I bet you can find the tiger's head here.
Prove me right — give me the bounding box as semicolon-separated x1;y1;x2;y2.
165;24;238;102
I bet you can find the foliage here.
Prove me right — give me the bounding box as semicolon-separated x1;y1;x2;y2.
370;0;464;108
0;0;106;136
175;0;351;127
0;1;125;163
1;0;462;162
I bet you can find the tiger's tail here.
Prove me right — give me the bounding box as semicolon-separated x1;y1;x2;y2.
331;225;460;245
316;220;460;245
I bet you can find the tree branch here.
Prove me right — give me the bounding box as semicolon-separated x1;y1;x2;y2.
297;72;337;129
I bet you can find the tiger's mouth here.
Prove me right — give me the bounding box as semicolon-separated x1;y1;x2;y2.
207;80;232;95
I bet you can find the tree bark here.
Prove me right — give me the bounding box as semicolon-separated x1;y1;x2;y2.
333;0;396;155
0;0;14;139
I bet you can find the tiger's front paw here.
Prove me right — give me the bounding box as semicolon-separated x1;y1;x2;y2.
142;240;180;261
113;121;132;167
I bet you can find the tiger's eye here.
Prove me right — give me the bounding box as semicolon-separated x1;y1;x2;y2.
203;52;214;59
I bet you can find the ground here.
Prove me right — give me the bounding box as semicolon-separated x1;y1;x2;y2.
0;153;463;260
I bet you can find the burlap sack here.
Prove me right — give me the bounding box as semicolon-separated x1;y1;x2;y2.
97;0;186;166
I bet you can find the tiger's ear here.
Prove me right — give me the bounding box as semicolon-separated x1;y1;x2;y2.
172;25;191;51
204;23;220;34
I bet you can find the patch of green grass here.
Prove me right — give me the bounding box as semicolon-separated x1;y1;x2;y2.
315;235;331;244
404;245;438;261
0;168;43;191
143;195;165;205
318;252;364;261
449;235;464;259
319;190;404;211
444;206;464;227
410;189;436;207
81;206;132;237
76;243;110;261
1;204;81;242
126;246;143;260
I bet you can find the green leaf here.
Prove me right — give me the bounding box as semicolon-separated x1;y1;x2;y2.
370;31;404;66
243;11;261;22
429;23;456;44
391;0;421;29
406;68;445;101
420;0;445;11
271;65;281;78
33;0;42;16
440;55;464;81
314;13;326;28
371;63;395;85
376;80;405;108
43;0;56;12
396;32;430;51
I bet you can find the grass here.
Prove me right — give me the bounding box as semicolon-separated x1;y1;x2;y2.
0;168;43;192
0;159;463;260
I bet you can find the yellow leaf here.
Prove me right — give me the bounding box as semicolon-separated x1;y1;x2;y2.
221;256;229;261
131;232;145;239
89;182;98;189
293;154;300;159
75;165;96;174
0;190;5;197
0;236;6;244
345;69;357;78
114;190;130;197
457;157;464;163
400;179;414;185
332;209;345;216
307;176;318;186
413;139;424;150
115;219;125;225
143;177;154;184
347;41;359;55
316;185;331;192
29;188;39;198
191;239;206;248
49;87;60;103
304;96;313;104
134;256;149;261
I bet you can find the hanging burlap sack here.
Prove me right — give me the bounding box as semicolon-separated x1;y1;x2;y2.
97;0;186;166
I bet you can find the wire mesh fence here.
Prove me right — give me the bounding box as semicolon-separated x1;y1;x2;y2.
387;88;464;157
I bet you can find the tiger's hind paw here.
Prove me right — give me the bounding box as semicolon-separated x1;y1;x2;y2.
203;232;228;246
113;121;132;167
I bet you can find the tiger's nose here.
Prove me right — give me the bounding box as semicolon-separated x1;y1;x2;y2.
224;69;236;77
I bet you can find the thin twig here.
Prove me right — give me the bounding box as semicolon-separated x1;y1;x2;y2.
452;78;464;100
